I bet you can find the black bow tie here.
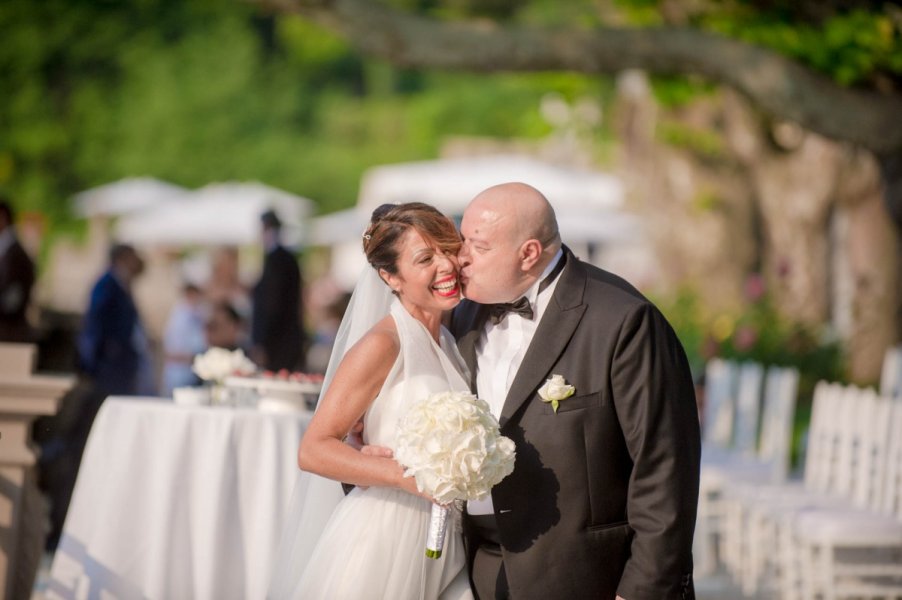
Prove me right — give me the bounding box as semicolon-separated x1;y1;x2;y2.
487;253;567;326
489;296;533;324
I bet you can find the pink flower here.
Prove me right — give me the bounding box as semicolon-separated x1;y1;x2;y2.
777;258;791;279
701;335;720;360
734;325;759;351
744;274;766;302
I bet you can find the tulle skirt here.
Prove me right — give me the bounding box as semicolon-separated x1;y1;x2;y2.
291;486;472;600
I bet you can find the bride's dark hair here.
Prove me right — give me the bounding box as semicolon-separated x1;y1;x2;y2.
363;202;461;276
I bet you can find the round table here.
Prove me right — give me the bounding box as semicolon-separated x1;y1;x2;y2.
47;397;312;600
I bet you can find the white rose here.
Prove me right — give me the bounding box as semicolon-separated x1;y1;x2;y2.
192;347;256;383
537;374;576;413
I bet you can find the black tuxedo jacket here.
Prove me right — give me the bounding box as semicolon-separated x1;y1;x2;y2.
450;247;700;600
0;236;35;342
252;245;304;371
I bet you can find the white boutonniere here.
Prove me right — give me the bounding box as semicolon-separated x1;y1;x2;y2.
538;374;575;413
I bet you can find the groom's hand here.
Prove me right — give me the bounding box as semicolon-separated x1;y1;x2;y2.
345;419;393;458
356;445;393;491
344;419;365;450
360;445;393;458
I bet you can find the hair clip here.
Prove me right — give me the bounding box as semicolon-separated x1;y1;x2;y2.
362;233;372;241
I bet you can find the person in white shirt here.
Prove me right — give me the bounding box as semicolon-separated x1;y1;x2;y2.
162;283;207;396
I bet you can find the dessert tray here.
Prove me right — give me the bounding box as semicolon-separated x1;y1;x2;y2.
224;373;323;412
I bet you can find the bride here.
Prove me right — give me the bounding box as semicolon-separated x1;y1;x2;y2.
269;203;474;599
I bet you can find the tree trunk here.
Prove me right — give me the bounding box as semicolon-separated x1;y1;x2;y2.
877;151;902;347
751;133;839;325
613;73;756;311
834;150;900;382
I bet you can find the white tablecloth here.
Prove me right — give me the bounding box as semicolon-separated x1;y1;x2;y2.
46;397;312;600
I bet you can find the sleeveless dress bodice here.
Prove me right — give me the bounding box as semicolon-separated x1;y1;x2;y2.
290;301;473;600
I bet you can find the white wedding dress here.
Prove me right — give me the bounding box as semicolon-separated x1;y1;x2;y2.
283;300;474;600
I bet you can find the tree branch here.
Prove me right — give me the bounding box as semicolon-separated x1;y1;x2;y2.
262;0;902;153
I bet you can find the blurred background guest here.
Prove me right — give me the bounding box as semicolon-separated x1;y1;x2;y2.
77;243;155;397
161;282;207;396
205;301;247;352
251;209;306;371
205;246;251;319
305;291;351;374
0;198;36;343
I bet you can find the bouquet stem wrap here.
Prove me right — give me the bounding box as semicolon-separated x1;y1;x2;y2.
425;504;450;559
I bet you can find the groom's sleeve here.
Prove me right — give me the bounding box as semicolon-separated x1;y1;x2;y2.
610;303;701;600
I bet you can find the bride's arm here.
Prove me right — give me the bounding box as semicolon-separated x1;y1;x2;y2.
297;321;423;498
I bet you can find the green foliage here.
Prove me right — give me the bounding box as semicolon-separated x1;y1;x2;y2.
703;8;902;86
0;0;614;234
612;0;902;87
654;277;847;467
3;0;896;242
656;277;845;387
650;76;718;108
690;190;726;213
657;121;726;160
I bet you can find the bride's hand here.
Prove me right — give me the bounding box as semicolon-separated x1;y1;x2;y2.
397;470;435;502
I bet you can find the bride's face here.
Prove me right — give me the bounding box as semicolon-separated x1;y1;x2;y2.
381;228;461;313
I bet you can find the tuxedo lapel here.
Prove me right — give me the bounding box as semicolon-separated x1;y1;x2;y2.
454;301;490;393
500;249;587;425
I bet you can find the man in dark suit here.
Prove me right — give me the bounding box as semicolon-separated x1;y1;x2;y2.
451;182;700;600
77;243;151;396
251;209;305;372
0;199;36;343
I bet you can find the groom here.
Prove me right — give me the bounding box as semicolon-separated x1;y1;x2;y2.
450;182;700;600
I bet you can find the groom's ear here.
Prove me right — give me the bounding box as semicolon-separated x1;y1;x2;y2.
519;239;542;272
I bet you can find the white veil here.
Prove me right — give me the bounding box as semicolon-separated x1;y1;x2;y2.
267;266;394;598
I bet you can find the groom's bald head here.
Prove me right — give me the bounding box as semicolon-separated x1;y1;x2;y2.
458;182;562;303
468;183;560;251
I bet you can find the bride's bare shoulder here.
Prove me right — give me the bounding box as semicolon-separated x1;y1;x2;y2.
344;315;400;366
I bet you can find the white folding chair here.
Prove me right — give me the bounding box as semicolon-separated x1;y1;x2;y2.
702;358;739;449
758;366;801;483
695;361;763;575
733;362;766;457
880;344;902;399
720;381;850;598
694;358;739;575
719;366;799;589
788;398;902;600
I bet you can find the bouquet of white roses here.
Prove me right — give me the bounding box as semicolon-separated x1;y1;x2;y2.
395;390;516;558
192;347;256;384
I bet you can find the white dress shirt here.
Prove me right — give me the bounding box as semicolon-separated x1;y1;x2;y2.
468;249;564;516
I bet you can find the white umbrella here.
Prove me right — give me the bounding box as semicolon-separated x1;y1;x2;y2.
72;177;189;218
115;181;315;247
556;211;643;244
312;205;642;247
357;154;625;216
328;155;638;246
322;156;643;288
308;208;370;246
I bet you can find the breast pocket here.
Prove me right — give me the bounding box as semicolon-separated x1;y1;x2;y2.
541;391;602;415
